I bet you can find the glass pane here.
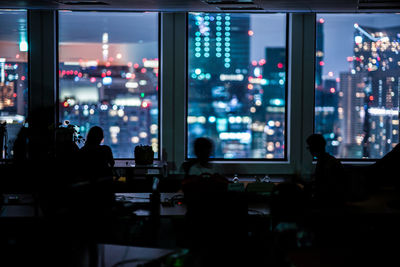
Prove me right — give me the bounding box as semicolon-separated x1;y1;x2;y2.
315;14;400;159
0;10;28;159
187;13;287;159
59;12;159;158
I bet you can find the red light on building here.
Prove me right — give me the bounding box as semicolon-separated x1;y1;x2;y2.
336;78;340;83
106;70;111;76
74;70;78;75
13;93;17;98
247;84;253;90
63;101;69;108
101;72;106;78
248;30;254;36
90;77;96;83
127;62;132;67
252;60;257;66
377;57;381;61
259;59;266;65
134;63;139;69
21;76;26;81
347;57;354;62
106;62;111;67
142;101;149;108
109;57;114;62
78;72;82;78
277;63;283;69
330;88;335;93
16;54;20;59
142;58;147;63
369;96;374;101
319;61;324;66
319;18;325;24
141;68;147;73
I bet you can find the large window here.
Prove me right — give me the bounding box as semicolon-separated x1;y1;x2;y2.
315;14;400;159
0;10;28;159
59;11;159;158
187;13;287;159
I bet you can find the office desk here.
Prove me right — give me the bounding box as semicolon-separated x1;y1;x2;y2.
116;192;271;217
115;161;168;179
96;244;181;267
0;193;40;217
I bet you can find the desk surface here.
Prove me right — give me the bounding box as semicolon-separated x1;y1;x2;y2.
115;192;271;217
97;244;177;267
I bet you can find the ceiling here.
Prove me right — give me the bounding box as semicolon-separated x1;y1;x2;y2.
0;0;399;12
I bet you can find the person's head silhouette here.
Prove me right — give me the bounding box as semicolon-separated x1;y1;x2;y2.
306;134;326;159
85;126;104;146
194;137;213;163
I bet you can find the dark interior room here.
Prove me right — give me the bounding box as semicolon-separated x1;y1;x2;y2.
1;0;400;266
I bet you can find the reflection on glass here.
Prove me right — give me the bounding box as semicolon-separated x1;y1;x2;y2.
0;10;28;159
315;14;400;159
59;12;159;158
187;13;287;159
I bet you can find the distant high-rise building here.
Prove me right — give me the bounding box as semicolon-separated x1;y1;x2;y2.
315;78;339;155
188;13;253;158
338;72;367;158
351;24;400;157
262;47;286;158
315;18;325;88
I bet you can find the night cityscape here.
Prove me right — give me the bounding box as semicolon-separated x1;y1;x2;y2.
315;14;400;159
1;12;399;160
187;13;286;159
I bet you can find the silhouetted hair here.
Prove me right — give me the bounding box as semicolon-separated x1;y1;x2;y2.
306;134;326;150
85;126;104;146
194;137;213;160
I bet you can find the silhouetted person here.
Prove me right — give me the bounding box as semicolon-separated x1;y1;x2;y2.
181;138;245;267
74;126;116;221
367;143;400;208
307;134;346;207
79;126;114;180
181;137;227;191
182;137;219;177
369;143;400;183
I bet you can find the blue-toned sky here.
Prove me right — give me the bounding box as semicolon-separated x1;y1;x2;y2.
318;13;400;78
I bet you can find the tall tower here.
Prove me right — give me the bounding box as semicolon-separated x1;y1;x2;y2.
352;24;400;157
315;18;325;88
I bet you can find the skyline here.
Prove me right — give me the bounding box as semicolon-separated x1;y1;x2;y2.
1;11;399;159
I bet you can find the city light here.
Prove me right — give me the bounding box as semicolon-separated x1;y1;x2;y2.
19;40;28;52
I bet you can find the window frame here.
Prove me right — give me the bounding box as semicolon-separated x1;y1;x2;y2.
185;12;290;162
313;12;400;162
56;10;162;160
0;9;30;160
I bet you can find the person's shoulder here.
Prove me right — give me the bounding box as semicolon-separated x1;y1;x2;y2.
323;153;343;166
100;145;113;153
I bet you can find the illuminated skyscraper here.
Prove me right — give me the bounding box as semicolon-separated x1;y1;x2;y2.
262;47;286;158
338;72;367;158
188;13;252;158
352;24;400;157
315;18;325;87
